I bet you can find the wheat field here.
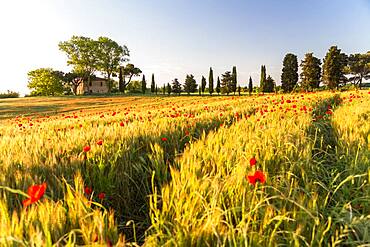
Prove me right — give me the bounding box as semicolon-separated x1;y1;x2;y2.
0;91;369;246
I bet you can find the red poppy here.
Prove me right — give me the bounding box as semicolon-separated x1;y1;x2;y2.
249;157;257;166
98;192;106;200
22;183;47;207
96;140;103;145
161;137;168;142
84;186;92;195
247;171;266;185
83;146;91;152
119;122;124;127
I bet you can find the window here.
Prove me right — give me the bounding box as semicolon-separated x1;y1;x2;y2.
101;82;103;87
89;81;92;86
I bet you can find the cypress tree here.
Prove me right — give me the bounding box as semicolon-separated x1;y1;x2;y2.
167;83;172;95
248;76;253;95
155;85;158;95
184;74;197;94
238;85;241;96
281;53;299;92
216;76;221;95
231;66;237;95
322;46;347;89
172;78;181;95
209;67;214;95
201;76;207;94
265;75;275;92
260;65;266;92
300;53;321;91
221;71;232;95
141;74;146;94
150;73;155;93
119;66;124;93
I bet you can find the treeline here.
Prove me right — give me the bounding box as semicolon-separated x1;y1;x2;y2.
277;46;370;93
27;36;370;96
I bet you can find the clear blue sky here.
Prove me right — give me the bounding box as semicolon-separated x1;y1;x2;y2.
1;0;369;94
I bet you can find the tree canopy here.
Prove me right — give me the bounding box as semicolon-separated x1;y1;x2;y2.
281;53;299;92
184;74;197;94
300;53;321;91
322;46;347;89
346;52;370;88
27;68;66;96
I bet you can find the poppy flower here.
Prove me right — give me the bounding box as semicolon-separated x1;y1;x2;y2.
83;146;91;152
84;186;92;195
96;140;103;145
119;122;124;127
161;137;168;142
249;157;257;166
22;183;47;207
98;192;106;200
247;171;266;186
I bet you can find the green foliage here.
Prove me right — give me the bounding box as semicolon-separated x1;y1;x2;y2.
151;74;156;93
260;65;266;92
201;76;206;94
322;46;348;89
167;83;172;95
27;68;66;96
281;53;299;92
346;52;370;88
248;76;253;95
184;74;197;94
141;75;147;94
221;71;232;95
216;77;221;95
300;53;322;91
120;64;142;92
209;67;214;95
231;66;237;95
96;37;129;92
264;75;275;92
0;90;20;98
172;79;181;95
59;36;99;82
126;80;141;93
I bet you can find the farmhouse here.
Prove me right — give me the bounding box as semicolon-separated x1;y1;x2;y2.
76;77;110;95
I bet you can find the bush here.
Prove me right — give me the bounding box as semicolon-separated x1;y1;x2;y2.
0;90;20;98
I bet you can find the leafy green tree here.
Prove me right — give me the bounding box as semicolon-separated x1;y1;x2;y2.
322;46;348;89
184;74;197;94
216;76;221;95
231;66;237;95
141;75;146;94
172;78;181;95
201;76;207;94
209;67;214;95
264;75;275;92
300;53;321;91
281;53;299;92
119;64;142;92
64;71;84;95
260;65;266;92
167;83;172;95
248;76;253;95
151;74;155;93
27;68;65;96
346;52;370;88
96;37;129;93
59;36;99;88
221;71;232;95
